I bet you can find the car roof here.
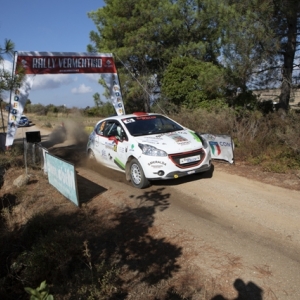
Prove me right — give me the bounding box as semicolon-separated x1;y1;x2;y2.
103;112;162;121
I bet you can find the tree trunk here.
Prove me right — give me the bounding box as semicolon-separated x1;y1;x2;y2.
279;8;298;111
144;96;151;113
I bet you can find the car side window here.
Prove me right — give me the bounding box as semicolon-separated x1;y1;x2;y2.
102;121;128;141
96;121;106;135
103;122;117;137
117;124;128;141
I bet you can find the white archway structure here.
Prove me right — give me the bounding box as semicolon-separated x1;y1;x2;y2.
6;51;125;146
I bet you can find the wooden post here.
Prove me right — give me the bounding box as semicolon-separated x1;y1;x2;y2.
0;99;5;133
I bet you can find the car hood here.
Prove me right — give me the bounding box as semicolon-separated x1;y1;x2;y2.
134;130;204;153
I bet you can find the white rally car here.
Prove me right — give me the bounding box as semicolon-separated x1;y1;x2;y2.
86;112;212;188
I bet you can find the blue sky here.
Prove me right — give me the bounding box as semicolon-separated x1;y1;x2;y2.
0;0;107;108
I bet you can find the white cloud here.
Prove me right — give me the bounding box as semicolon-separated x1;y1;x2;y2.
33;74;74;89
71;83;92;94
1;59;13;72
84;73;102;83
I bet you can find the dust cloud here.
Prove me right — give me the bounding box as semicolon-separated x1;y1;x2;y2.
41;120;130;185
42;119;89;149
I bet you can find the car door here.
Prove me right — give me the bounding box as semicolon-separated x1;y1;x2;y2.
99;120;129;171
91;120;107;164
114;123;130;172
95;120;123;169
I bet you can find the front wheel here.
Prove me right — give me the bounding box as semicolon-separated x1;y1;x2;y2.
129;158;150;189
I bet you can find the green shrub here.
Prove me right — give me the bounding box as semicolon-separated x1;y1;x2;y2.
25;281;53;300
167;107;300;172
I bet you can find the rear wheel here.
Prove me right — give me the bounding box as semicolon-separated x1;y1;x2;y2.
129;158;150;189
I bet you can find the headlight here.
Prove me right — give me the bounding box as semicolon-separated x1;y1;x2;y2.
138;143;167;156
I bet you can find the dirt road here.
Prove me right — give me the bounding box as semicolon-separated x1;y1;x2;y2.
12;122;300;299
69;160;299;300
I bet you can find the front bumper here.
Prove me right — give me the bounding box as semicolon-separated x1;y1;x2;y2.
140;148;212;180
149;162;211;180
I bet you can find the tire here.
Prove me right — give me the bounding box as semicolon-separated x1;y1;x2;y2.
129;158;150;189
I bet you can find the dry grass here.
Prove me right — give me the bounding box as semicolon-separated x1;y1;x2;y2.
171;108;300;173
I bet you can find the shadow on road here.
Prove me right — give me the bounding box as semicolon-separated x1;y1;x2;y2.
0;185;185;299
76;174;107;205
211;278;263;300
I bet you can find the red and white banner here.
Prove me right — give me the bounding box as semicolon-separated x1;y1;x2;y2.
16;52;117;74
6;52;125;146
202;134;234;164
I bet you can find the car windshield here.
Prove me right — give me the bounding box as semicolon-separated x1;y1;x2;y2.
122;115;183;136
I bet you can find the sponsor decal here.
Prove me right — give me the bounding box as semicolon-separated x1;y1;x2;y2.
178;141;192;146
114;157;125;170
155;132;189;143
187;170;196;174
176;131;188;135
189;131;201;142
219;141;232;147
105;140;116;150
105;59;112;67
101;149;107;160
123;118;135;124
107;136;120;151
149;164;164;169
148;160;167;166
136;116;156;120
209;141;221;155
140;137;160;144
206;134;216;141
118;145;126;153
166;133;191;145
